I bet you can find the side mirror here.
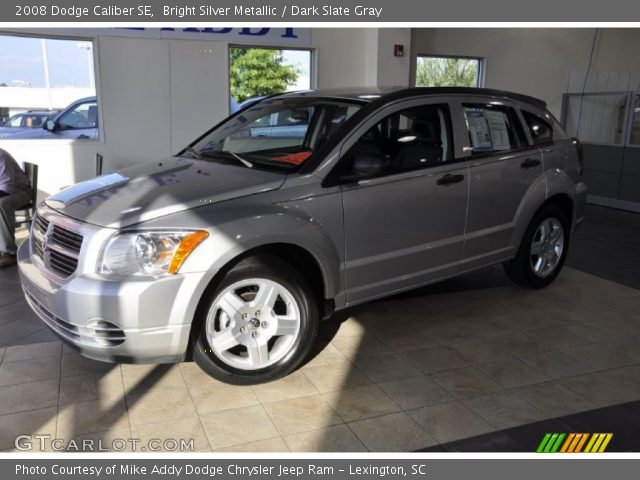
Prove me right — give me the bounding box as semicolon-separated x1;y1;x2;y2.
351;152;386;179
43;119;56;132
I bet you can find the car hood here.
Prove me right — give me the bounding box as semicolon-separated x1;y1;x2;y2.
44;157;286;228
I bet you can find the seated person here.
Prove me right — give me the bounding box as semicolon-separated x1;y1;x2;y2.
0;149;33;268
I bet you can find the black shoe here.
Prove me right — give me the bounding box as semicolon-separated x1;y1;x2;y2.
0;253;16;268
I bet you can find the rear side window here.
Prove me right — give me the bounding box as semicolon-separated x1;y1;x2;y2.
521;110;567;145
463;104;526;154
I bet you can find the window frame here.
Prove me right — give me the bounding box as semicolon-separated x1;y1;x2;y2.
452;100;533;159
415;54;485;88
325;97;463;187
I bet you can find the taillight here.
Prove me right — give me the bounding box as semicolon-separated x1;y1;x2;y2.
572;137;584;176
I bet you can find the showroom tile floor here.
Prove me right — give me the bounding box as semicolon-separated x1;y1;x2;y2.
0;206;639;452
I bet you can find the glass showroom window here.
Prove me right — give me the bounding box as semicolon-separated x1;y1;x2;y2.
229;47;312;112
0;34;97;139
416;55;483;88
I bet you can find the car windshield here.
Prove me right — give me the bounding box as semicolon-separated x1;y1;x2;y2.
188;97;363;170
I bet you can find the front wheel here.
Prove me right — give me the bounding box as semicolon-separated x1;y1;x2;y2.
504;204;570;289
193;255;319;385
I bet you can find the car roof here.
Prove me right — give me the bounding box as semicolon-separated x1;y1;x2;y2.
278;87;546;109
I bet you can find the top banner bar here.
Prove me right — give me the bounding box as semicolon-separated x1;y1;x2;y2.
3;0;640;22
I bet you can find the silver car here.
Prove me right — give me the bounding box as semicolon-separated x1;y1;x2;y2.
18;87;587;384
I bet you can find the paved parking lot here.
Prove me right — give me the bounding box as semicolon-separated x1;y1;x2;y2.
1;206;639;452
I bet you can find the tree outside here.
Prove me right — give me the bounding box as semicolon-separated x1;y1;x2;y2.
416;56;480;88
230;48;301;103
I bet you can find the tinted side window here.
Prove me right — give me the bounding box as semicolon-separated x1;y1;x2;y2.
463;104;526;154
59;101;98;130
521;110;561;145
339;103;454;181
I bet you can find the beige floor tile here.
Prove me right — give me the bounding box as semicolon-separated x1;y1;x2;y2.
482;332;551;357
284;424;366;452
180;362;229;388
121;364;186;393
200;405;279;449
524;326;591;349
349;412;436;452
251;371;317;403
496;310;558;331
477;358;549;389
377;376;453;410
57;398;129;437
355;353;421;384
403;346;469;374
430;367;503;399
0;379;59;416
601;317;640;336
374;329;438;353
601;365;640;390
0;407;57;451
302;362;370;393
216;436;289;453
322;385;400;422
61;354;114;378
518;350;591;379
559;372;640;407
333;317;369;338
448;338;513;364
597;337;640;364
131;416;211;452
462;391;546;429
0;356;61;387
263;394;342;435
512;381;597;417
421;320;474;345
565;322;625;343
456;316;514;339
331;335;392;360
301;342;348;369
189;382;259;416
59;369;125;405
3;341;62;363
560;344;634;372
127;387;196;426
408;401;494;444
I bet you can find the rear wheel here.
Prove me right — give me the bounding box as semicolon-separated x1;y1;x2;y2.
193;255;319;385
504;204;569;288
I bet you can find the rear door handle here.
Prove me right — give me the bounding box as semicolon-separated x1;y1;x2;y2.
77;134;90;139
521;158;541;168
436;173;464;186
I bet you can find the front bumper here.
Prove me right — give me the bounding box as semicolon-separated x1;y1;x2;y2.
18;240;204;364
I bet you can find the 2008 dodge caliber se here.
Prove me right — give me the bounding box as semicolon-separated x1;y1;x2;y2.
18;87;587;384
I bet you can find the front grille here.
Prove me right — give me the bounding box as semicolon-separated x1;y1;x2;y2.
24;290;125;347
31;212;84;279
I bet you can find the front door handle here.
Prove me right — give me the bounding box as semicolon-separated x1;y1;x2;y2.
436;173;464;186
521;158;541;168
77;134;90;139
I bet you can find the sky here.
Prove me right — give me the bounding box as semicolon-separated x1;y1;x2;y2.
0;34;311;90
0;35;93;87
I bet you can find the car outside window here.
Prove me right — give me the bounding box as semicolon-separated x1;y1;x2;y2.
6;115;24;128
339;103;454;181
463;104;526;154
58;101;98;130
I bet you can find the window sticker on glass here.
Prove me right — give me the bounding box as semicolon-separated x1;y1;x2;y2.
484;110;511;150
466;111;493;151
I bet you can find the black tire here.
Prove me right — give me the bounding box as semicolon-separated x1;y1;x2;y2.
193;254;319;385
504;204;570;289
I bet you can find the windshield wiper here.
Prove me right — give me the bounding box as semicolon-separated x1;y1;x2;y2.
181;146;203;159
199;149;254;169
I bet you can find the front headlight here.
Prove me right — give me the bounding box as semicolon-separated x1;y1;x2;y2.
99;230;208;276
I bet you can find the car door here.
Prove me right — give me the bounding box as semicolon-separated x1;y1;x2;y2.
45;99;99;139
334;98;469;305
454;98;544;268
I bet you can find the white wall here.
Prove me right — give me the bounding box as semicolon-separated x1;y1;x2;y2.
311;28;371;88
410;28;640;117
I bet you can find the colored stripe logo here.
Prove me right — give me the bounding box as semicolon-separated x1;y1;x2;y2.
537;433;613;453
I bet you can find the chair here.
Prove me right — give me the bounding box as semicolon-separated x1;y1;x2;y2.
15;162;38;226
